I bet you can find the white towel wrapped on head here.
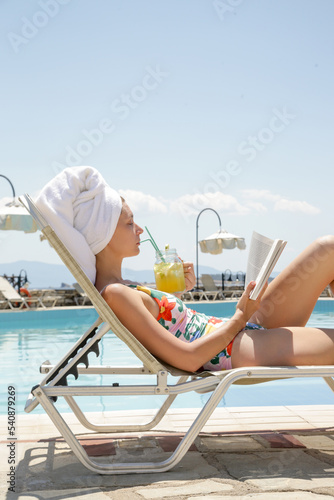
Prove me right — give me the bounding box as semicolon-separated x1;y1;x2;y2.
35;166;122;284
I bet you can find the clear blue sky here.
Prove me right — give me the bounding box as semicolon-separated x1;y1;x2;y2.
1;0;333;277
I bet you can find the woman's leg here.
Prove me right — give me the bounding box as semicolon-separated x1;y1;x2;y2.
249;235;334;329
231;327;334;368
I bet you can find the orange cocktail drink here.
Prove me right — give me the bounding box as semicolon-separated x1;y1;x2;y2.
154;249;186;294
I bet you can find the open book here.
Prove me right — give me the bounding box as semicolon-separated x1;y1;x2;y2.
246;231;287;300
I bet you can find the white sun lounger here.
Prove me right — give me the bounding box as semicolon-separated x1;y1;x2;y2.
200;274;223;300
20;194;334;475
0;276;42;309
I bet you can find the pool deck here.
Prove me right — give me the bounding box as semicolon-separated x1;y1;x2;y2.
1;405;334;499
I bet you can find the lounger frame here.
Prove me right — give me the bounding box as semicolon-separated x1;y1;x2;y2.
20;194;334;475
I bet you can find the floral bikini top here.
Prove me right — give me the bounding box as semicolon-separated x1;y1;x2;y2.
129;284;233;371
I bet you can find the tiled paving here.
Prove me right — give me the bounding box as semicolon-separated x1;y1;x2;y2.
1;406;334;499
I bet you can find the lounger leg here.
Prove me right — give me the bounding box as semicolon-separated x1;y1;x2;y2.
33;384;199;474
32;367;334;474
8;300;25;310
63;375;190;433
32;371;237;474
324;377;334;393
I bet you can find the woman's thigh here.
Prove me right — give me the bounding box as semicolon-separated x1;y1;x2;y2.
249;236;334;329
231;327;334;368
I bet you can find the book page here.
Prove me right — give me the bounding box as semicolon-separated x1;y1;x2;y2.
246;231;275;285
246;231;287;300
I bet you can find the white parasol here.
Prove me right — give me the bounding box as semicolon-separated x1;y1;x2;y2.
199;229;246;255
195;208;247;289
0;196;38;233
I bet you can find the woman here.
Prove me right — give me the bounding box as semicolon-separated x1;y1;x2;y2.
37;166;334;373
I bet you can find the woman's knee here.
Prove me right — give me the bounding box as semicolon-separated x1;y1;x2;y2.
313;235;334;259
299;235;334;278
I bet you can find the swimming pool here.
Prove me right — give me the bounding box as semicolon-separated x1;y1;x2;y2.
1;300;334;415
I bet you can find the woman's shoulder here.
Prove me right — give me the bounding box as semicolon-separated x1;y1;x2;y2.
100;281;185;306
101;282;146;312
101;282;137;299
99;280;140;295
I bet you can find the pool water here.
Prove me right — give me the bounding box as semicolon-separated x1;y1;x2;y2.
1;300;334;415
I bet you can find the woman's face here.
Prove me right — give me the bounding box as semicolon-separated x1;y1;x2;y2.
108;201;143;258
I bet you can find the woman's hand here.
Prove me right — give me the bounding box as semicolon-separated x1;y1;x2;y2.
182;261;196;291
233;281;267;329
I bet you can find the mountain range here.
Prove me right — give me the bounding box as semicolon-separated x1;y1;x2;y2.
0;260;228;289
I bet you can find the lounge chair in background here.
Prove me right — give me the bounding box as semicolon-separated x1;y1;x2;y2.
0;276;41;309
38;289;62;308
200;274;223;300
20;194;334;475
321;285;334;298
221;286;242;300
180;290;194;301
181;289;205;301
73;282;92;305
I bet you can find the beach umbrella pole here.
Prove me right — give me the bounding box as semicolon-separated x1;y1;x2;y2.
195;208;222;290
0;174;16;200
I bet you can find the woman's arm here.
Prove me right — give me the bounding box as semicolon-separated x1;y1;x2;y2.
102;281;262;372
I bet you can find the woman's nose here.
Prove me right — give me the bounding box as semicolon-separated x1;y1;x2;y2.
136;224;144;234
